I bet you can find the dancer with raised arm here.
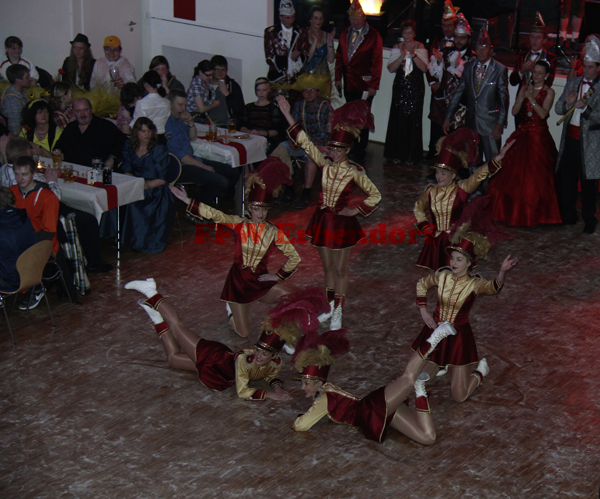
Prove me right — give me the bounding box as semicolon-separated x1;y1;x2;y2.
170;158;300;339
277;95;381;330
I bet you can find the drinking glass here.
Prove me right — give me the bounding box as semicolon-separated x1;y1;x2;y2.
52;149;62;167
63;164;74;183
227;118;236;134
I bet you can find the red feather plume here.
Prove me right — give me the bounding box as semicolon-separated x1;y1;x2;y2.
443;128;480;165
331;100;375;132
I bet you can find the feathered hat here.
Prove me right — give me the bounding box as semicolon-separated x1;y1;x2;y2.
293;329;350;382
434;128;480;173
274;71;332;101
442;0;458;22
245;157;292;208
348;0;365;17
257;287;330;354
455;13;471;35
584;36;600;64
446;222;491;264
476;27;491;46
328;99;375;149
531;12;546;34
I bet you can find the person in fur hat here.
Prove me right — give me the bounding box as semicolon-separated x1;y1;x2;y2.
413;129;514;271
293;328;437;444
278;95;381;332
124;283;327;401
169;157;301;338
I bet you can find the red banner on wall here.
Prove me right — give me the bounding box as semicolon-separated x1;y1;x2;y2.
174;0;195;21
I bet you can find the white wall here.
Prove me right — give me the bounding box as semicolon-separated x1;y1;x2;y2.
0;0;143;81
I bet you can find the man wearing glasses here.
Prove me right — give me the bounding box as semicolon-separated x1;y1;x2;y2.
90;35;136;96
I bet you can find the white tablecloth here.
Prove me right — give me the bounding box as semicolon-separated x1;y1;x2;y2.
39;158;145;222
191;124;267;167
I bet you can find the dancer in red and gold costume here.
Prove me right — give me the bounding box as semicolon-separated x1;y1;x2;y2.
413;129;514;271
170;158;300;339
124;281;328;401
488;60;561;227
277;95;381;331
293;329;436;444
410;225;518;400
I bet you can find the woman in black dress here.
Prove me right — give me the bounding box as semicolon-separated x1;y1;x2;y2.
384;20;428;165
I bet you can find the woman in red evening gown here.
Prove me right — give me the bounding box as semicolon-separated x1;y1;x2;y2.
487;60;562;227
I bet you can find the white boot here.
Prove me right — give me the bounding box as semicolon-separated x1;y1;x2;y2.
125;278;157;298
225;302;232;319
317;301;334;323
414;371;430;398
282;344;295;355
330;304;342;330
137;299;164;325
436;365;448;377
424;321;457;357
476;358;489;377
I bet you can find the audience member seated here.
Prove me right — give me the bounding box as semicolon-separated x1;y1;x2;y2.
0;137;112;275
50;81;76;130
0;186;37;291
117;82;144;134
131;71;170;135
121;117;175;253
0;137;61;200
165;89;240;207
0;36;39;85
90;36;136;96
186;60;220;122
20;100;62;159
60;33;96;91
55;98;126;166
145;55;185;94
209;55;245;127
240;77;282;154
270;74;332;209
0;64;33;136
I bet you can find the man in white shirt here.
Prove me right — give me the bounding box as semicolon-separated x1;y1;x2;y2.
90;36;136;96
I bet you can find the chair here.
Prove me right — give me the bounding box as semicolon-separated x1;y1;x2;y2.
0;240;56;344
166;153;182;186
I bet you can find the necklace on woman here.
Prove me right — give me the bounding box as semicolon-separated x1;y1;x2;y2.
527;86;543;117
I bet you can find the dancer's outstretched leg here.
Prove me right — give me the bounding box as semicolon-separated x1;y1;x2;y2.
450;358;489;403
137;300;196;372
389;372;436;445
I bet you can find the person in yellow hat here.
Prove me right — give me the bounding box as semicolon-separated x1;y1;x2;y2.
90;35;136;96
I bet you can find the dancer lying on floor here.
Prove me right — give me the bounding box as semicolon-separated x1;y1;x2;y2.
292;329;438;445
169;157;300;339
124;277;319;401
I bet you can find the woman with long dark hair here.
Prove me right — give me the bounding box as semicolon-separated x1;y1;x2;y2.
147;55;185;93
297;6;335;75
121;117;175;253
186;60;220;122
130;70;170;136
61;33;95;91
20;100;62;159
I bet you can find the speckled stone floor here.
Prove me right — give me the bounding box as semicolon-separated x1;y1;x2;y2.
1;143;599;499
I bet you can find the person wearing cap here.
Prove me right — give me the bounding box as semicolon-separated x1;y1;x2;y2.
334;0;383;159
293;329;437;444
509;13;557;93
90;35;136;96
0;36;39;86
555;35;600;234
413;129;514;271
124;278;300;401
169;158;301;339
278;95;381;331
425;0;460;160
410;225;518;401
444;29;509;163
426;13;474;154
271;72;334;209
487;59;562;228
60;33;96;91
264;0;304;82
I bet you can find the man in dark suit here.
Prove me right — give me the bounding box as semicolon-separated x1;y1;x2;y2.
264;0;303;83
444;29;509;162
509;12;557;90
335;0;383;158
